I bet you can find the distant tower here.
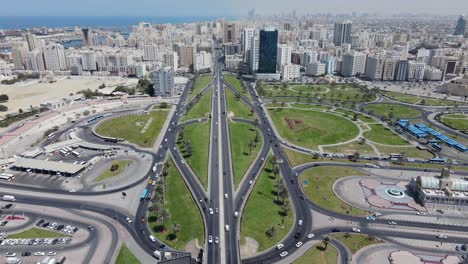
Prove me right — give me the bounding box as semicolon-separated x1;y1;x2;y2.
258;28;278;74
82;28;91;46
454;15;467;36
333;20;352;46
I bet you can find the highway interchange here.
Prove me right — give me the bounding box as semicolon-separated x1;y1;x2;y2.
1;47;468;264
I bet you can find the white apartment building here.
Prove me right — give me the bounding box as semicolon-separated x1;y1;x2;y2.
12;42;29;70
306;62;326;77
281;64;300;80
193;51;212;72
26;49;46;71
341;51;367;77
424;67;443;81
152;66;174;97
249;36;259;73
80;51;97;71
144;44;159;61
42;43;67;71
407;62;426;81
365;56;385;80
277;45;292;71
164;52;179;71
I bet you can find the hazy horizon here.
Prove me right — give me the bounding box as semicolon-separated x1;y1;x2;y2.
2;0;467;17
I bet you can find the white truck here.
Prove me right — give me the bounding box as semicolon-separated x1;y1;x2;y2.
2;195;15;202
6;257;21;264
153;250;162;259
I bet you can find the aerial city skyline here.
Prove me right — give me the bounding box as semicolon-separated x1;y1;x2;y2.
0;2;467;264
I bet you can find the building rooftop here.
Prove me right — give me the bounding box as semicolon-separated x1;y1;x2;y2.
13;157;85;174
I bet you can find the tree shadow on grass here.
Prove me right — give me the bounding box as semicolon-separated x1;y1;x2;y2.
148;216;158;222
316;245;326;251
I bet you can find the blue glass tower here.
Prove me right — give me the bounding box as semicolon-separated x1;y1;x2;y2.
258;28;278;74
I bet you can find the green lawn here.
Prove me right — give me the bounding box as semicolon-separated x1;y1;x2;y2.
331;233;382;254
224;75;251;101
323;141;376;156
382;91;422;104
300;166;369;215
187;75;213;102
382;91;464;106
229;121;263;189
269;108;359;150
184;88;213;121
115;243;141;264
283;148;316;167
333;109;375;123
178;122;210;189
7;228;68;239
241;156;294;252
96;110;169;148
149;158;204;250
363;104;421;119
364;124;408;145
293;243;338;264
290;104;331;111
94;160;133;182
440;113;468;131
225;88;255;120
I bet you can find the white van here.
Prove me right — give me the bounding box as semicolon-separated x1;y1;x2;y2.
225;225;229;232
2;195;15;202
149;235;156;242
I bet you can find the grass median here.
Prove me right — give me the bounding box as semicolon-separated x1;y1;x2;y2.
363;103;421;119
229;121;263;189
94;160;133;182
115;243;141;264
184;88;213;121
300;166;368;215
187;75;213;102
293;242;338;264
364;124;408;145
224;74;251;101
225;88;255;120
95;110;169;148
7;228;68;239
149;158;204;250
241;155;294;252
331;233;382;254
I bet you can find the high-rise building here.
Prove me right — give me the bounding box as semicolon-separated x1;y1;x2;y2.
164;52;179;71
306;62;326;77
454;15;467;36
333;20;352;46
12;42;29;70
365;56;385;80
258;28;278;74
23;33;39;51
442;57;458;77
276;45;292;71
42;44;66;71
242;28;255;63
223;22;237;43
82;28;92;46
80;51;97;71
26;49;45;71
281;64;300;80
322;59;336;75
193;51;212;72
341;51;366;77
135;63;146;78
144;44;159;61
152;66;174;97
177;45;194;68
407;62;426;81
395;60;409;81
382;59;397;81
249;36;259;74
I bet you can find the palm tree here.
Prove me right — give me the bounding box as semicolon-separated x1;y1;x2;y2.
160;208;170;225
272;164;280;179
172;222;181;234
281;200;290;216
323;236;330;250
248;139;254;155
254;118;259;128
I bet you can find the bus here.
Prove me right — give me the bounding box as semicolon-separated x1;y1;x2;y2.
0;173;14;181
71;151;81;157
59;150;69;156
140;189;149;201
429;158;446;163
389;153;403;159
47;133;55;139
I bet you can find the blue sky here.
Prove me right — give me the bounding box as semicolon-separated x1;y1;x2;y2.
2;0;467;16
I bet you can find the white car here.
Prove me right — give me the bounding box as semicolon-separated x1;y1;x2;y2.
276;243;284;250
437;235;448;239
69;189;77;193
388;221;397;225
295;241;303;248
34;252;45;256
224;193;228;199
48;251;57;256
307;233;315;239
417;212;427;216
209;208;214;215
181;160;185;164
298;220;303;226
352;228;361;233
125;217;132;223
279;251;288;258
152;181;156;186
5;252;16;257
234;212;239;218
215;236;219;244
208;236;213;243
249;180;253;185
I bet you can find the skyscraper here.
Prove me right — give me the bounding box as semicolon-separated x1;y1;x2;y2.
454;15;467;36
276;45;292;71
82;28;91;46
333;20;352;46
341;51;366;77
80;51;97;71
395;60;409;81
42;43;66;71
242;28;255;63
223;22;237;43
152;67;174;97
258;28;278;74
144;44;159;61
249;36;259;74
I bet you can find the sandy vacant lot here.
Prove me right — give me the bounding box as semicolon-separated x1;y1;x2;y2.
0;77;137;117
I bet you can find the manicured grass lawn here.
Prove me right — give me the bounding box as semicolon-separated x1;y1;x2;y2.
94;160;133;182
331;233;382;254
96;110;169;148
376;145;434;159
7;228;68;239
293;242;338;264
225;88;255;120
333;109;375;123
224;74;251;100
187;75;213;102
241;156;294;252
364;124;408;145
178;122;210;189
300;166;368;215
290;104;331;111
283;148;316;167
382;91;464;106
269;108;359;150
382;91;421;104
440;113;468;130
363;103;421;119
421;98;462;106
115;243;141;264
184;88;213;121
263;84;373;102
323;141;376;156
229;121;263;189
149;159;204;250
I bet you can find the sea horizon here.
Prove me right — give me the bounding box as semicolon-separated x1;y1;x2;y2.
0;15;238;30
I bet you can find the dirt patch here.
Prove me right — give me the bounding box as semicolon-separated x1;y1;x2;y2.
228;111;235;118
240;237;259;258
184;238;201;258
